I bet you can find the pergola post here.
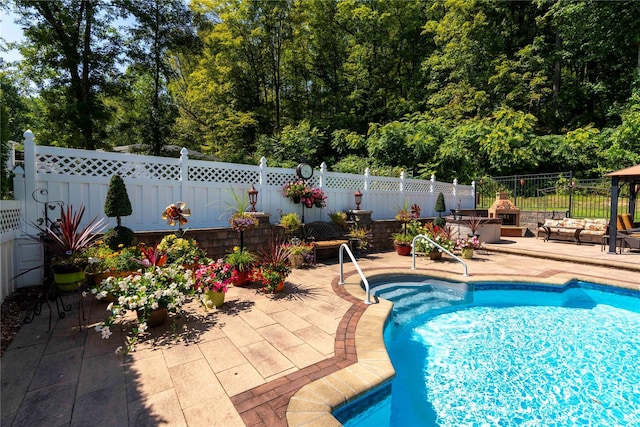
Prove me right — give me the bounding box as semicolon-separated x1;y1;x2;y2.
608;176;619;254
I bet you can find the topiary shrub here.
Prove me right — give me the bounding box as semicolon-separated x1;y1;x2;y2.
104;175;135;249
103;226;136;251
434;192;446;227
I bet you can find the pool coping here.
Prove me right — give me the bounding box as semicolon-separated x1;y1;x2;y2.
285;268;638;426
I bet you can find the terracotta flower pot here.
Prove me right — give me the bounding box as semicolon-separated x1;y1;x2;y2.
137;307;168;328
395;244;412;256
428;251;442;260
232;269;250;286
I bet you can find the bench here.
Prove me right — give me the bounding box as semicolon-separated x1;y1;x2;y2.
537;218;608;245
303;221;350;259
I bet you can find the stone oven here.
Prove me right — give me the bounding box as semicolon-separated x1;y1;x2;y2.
488;192;520;226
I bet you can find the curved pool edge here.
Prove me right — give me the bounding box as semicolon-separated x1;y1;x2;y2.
285;267;636;426
285;282;395;427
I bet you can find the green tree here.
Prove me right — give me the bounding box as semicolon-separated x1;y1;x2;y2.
11;0;122;149
115;0;197;155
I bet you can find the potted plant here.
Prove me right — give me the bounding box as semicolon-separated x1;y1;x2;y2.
393;203;421;255
282;180;308;203
302;187;327;208
226;187;259;249
279;212;302;236
32;204;107;291
348;224;373;254
456;235;481;259
414;223;454;260
194;259;232;310
462;213;483;238
253;241;292;293
157;234;209;269
392;232;413;255
282;237;314;268
328;211;348;230
84;241;143;286
92;264;195;354
225;246;256;286
103;174;135;249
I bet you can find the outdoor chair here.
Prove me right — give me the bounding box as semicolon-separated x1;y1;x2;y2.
619;214;640;234
622;233;640;251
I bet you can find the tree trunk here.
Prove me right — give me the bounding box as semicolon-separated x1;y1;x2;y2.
81;0;94;150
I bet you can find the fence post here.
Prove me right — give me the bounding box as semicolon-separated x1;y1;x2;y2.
22;130;38;230
430;174;435;193
320;162;327;189
472;180;476;209
180;147;189;202
568;170;574;218
364;168;370;192
258;157;267;190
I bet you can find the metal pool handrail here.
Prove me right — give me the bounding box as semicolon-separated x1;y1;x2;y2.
411;234;469;277
338;243;373;304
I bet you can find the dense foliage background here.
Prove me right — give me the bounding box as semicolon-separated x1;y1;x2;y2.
2;0;639;195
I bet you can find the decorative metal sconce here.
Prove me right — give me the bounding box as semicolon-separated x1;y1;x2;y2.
354;189;363;210
248;184;258;212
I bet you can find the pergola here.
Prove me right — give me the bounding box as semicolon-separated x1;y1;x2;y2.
606;164;640;254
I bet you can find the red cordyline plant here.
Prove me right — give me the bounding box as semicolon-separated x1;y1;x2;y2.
134;243;167;269
32;204;107;267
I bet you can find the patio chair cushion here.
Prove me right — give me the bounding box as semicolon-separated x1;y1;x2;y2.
617;215;625;230
621;214;636;230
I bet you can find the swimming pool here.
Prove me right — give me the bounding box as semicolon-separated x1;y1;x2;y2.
334;278;640;426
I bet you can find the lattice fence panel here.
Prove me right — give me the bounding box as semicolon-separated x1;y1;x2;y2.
368;177;402;192
36;153;181;180
403;180;432;192
189;164;259;184
433;182;455;195
324;174;363;190
267;171;300;187
0;208;22;233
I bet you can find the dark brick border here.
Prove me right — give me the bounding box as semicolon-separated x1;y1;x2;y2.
230;275;365;426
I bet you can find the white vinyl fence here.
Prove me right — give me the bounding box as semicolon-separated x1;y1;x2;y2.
1;130;475;298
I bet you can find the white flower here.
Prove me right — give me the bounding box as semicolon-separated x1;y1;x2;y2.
151;301;159;310
107;302;114;311
95;324;103;332
82;291;88;297
100;326;113;339
139;322;148;333
91;288;98;294
115;346;123;354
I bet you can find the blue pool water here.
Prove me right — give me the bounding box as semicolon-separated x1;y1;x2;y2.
334;279;640;426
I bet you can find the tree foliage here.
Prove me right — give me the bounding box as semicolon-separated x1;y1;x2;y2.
4;0;640;182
